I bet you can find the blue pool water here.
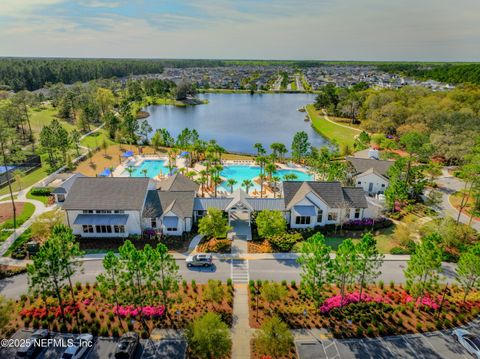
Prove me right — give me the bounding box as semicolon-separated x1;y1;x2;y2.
123;160;170;178
220;165;313;191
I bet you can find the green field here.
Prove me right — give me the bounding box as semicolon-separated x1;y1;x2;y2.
29;106;76;138
306;104;361;147
0;202;35;242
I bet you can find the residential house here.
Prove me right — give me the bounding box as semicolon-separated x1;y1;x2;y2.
346;156;394;195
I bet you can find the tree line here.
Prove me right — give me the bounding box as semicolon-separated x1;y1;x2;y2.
0;58;165;91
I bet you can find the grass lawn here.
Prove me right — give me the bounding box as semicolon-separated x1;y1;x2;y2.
29;106;76;138
79;129;115;149
306;104;361;147
0;165;49;196
3;229;32;257
26;189;50;205
0;202;35;242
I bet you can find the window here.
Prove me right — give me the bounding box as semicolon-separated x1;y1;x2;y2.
354;208;361;219
381;184;385;187
57;194;65;202
114;225;125;233
166;227;178;232
316;210;323;223
295;216;311;225
114;210;125;213
95;225;112;233
357;181;362;185
83;210;94;214
82;225;94;233
328;212;338;221
151;218;157;228
96;210;112;214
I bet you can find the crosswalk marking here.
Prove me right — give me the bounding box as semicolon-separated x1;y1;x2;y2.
231;259;249;283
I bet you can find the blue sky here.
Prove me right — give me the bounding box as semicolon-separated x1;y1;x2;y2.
1;0;479;61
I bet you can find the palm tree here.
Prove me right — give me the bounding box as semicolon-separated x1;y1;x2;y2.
242;179;253;194
212;175;222;198
197;176;207;197
255;156;267;176
272;175;281;198
109;166;115;177
283;173;298;181
254;143;266;156
226;178;238;194
141;168;148;178
125;166;135;177
185;170;196;179
259;174;267;198
265;162;277;180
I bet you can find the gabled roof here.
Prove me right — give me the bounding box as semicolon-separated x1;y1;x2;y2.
225;189;254;211
63;177;150;211
143;190;195;219
355;167;389;181
156;173;199;192
345;157;394;178
283;181;368;209
193;198;232;211
52;173;86;194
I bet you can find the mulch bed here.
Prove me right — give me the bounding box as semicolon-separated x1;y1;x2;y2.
197;238;231;253
0;265;27;279
0;202;25;225
78;235;192;253
250;339;296;359
249;283;480;339
6;282;233;338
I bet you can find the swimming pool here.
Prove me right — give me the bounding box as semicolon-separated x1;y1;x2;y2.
220;165;313;191
122;160;170;178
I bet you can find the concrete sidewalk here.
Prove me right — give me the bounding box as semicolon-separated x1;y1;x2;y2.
231;284;254;358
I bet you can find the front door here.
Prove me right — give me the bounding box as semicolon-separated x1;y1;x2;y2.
368;182;374;193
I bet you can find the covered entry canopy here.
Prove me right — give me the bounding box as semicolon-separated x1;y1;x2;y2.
162;216;179;227
293;205;316;216
73;214;129;226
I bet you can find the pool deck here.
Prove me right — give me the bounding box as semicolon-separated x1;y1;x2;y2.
111;155;313;199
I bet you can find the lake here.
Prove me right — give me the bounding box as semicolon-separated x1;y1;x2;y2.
143;93;329;154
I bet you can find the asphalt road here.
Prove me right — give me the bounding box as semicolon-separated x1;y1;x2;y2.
0;259;457;299
436;169;480;231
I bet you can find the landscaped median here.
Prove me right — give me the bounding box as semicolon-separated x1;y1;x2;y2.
306;104;361;148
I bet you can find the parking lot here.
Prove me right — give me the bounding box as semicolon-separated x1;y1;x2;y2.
295;321;480;358
0;329;187;359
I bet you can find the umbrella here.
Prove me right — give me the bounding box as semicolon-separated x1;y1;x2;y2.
99;168;111;177
121;150;134;158
180;151;190;157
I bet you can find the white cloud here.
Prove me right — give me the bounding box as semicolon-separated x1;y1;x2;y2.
0;0;479;61
0;0;65;17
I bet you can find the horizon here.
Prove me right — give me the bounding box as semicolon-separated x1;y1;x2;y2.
1;0;480;61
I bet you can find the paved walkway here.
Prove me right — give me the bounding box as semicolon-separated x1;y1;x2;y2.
231;284;253;358
187;234;203;252
230;220;251;254
0;189;53;256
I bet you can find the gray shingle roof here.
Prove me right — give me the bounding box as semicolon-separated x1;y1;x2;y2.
156;173;199;192
62;177;150;211
143;190;195;219
283;181;367;209
52;173;86;194
342;187;368;208
346;157;394;177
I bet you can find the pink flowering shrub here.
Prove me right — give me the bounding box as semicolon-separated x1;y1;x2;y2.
320;291;441;313
320;292;391;313
114;305;165;318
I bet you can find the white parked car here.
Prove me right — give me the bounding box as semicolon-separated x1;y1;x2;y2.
61;333;94;359
453;329;480;358
186;253;213;267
